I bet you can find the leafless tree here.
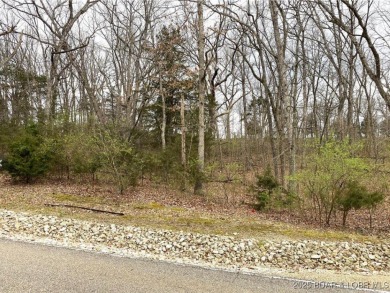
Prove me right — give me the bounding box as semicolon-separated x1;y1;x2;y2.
315;0;390;111
2;0;100;121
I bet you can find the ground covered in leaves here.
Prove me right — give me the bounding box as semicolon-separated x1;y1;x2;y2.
0;173;389;243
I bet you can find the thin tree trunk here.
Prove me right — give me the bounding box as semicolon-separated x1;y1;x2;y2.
46;54;58;121
347;14;356;142
180;93;187;190
226;111;231;140
159;67;166;150
181;93;186;168
241;52;250;170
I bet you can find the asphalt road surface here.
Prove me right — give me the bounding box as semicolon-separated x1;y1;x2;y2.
0;238;385;293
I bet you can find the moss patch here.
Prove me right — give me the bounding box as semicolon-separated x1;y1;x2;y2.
51;193;106;205
133;201;165;210
177;216;216;227
279;226;375;243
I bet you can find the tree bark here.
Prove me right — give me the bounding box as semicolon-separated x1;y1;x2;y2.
159;66;166;150
194;0;206;195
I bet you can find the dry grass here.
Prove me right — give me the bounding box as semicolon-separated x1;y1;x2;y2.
1;173;386;244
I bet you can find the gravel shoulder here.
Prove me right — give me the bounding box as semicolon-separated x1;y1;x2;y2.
1;209;390;291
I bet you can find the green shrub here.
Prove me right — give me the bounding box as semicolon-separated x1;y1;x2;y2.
63;132;101;178
2;124;56;183
252;166;294;210
361;190;385;229
0;122;18;156
337;181;366;226
337;181;384;227
254;166;278;210
95;129;142;194
291;138;371;225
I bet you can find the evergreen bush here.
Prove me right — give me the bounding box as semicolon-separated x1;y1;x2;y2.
2;124;56;183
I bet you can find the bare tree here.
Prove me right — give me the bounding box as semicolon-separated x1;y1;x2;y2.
2;0;100;121
315;0;390;111
0;4;25;68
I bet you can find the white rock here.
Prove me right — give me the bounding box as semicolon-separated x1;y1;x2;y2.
310;254;321;259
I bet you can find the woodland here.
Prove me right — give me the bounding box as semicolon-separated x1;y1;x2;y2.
0;0;389;232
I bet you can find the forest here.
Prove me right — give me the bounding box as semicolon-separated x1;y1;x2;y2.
0;0;389;232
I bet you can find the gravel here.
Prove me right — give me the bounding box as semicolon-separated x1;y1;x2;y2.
1;209;389;274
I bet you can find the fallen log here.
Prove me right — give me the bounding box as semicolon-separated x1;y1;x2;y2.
44;203;125;216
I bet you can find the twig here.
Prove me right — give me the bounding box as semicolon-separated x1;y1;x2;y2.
44;203;125;216
207;179;234;183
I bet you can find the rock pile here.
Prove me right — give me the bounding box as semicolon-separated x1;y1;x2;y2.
1;209;389;273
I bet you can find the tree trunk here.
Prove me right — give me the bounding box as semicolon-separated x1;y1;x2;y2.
194;0;206;195
269;0;288;187
342;210;348;227
159;67;166;150
181;93;187;190
241;51;250;170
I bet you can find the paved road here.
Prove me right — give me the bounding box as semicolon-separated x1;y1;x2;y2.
0;238;385;293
